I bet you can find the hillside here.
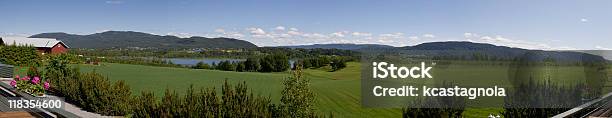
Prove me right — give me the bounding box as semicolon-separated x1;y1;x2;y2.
397;41;608;62
29;31;257;49
277;41;607;62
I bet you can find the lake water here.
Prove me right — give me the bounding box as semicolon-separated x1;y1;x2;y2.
167;58;295;67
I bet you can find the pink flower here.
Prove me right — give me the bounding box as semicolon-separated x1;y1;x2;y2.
43;81;50;90
9;80;16;87
20;76;28;81
14;75;19;79
32;77;40;84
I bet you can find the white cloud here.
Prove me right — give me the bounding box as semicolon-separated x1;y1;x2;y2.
580;18;589;22
214;28;225;33
331;31;347;37
351;32;372;37
105;0;123;4
555;46;578;50
480;35;549;49
208;28;246;39
306;33;328;39
247;27;266;35
251;34;271;38
596;46;612;50
230;33;245;38
221;32;245;39
274;26;286;31
380;33;404;38
408;36;419;40
166;32;193;38
278;33;291;38
374;33;405;46
287;30;301;36
422;34;435;38
463;33;576;50
194;26;585;48
463;32;476;38
0;32;31;37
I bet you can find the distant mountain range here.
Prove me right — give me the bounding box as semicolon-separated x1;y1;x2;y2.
282;42;608;62
281;41;528;51
29;31;257;49
279;44;393;50
404;41;607;62
25;31;609;62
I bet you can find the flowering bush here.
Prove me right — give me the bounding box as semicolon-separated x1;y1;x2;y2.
11;75;51;97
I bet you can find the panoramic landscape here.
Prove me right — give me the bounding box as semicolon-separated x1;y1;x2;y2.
1;0;612;118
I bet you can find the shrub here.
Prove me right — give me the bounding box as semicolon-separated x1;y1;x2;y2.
109;80;132;115
132;91;159;118
221;81;274;117
26;66;41;77
0;45;41;66
52;67;82;104
45;55;132;116
79;71;112;113
131;80;278;117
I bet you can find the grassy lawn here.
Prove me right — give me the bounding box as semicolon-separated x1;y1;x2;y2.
73;62;607;117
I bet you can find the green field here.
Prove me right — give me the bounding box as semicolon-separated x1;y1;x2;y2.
74;62;610;117
77;62;404;117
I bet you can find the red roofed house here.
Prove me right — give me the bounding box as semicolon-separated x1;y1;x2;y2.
0;37;69;54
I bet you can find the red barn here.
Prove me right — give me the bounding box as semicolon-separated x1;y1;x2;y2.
0;37;69;54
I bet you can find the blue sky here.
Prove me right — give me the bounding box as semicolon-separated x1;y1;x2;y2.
0;0;611;49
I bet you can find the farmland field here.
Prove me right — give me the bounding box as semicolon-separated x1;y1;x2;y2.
74;62;610;117
77;62;403;117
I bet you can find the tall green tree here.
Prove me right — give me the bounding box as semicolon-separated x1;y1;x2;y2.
281;65;316;117
193;61;210;69
244;57;261;72
330;57;347;72
260;53;289;72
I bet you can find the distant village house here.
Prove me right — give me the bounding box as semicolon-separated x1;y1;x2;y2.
0;37;69;54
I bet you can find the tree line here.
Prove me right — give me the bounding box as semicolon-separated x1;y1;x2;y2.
193;53;290;72
99;57;184;68
193;54;351;72
70;47;360;59
292;56;349;72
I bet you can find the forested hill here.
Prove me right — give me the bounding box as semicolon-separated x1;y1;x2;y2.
29;31;257;49
278;41;607;62
397;41;608;63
